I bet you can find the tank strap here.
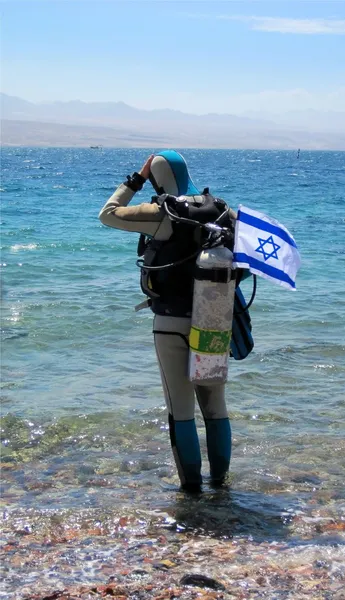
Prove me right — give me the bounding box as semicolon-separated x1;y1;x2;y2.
134;298;151;312
195;266;237;283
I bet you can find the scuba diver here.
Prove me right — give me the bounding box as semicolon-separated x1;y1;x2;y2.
99;151;243;492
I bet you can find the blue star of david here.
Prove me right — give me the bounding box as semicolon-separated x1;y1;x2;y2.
255;235;280;261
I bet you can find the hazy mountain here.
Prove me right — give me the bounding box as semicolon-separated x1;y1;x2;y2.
244;109;345;133
1;94;345;149
0;93;274;129
2;118;345;150
1;119;179;148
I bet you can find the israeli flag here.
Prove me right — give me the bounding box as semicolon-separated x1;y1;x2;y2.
233;205;301;290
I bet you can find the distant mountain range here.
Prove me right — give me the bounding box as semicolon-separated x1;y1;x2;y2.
1;93;345;150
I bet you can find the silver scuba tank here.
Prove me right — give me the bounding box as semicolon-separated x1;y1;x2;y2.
188;235;236;385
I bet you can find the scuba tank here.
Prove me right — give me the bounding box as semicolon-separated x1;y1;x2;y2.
136;194;250;381
189;225;236;385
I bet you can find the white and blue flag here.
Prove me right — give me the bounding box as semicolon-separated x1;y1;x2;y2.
233;205;301;290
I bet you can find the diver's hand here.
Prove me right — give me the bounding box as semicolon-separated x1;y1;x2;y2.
139;154;155;180
124;155;154;192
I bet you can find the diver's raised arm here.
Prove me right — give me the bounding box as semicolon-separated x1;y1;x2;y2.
98;155;172;238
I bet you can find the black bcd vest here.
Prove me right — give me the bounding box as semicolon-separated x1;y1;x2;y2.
137;194;236;317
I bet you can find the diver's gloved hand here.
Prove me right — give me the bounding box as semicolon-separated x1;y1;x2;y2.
124;172;147;192
124;154;155;192
139;154;155;180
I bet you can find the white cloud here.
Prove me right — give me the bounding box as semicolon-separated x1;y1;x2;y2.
250;17;345;35
246;16;345;35
186;14;345;35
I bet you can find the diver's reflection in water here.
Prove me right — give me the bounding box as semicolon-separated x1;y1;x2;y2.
167;487;297;542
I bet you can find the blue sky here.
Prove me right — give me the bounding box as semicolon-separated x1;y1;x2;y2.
1;0;345;114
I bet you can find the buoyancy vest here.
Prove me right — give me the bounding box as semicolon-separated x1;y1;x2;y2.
137;193;236;317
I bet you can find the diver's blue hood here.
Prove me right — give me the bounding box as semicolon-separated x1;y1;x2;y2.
150;150;200;196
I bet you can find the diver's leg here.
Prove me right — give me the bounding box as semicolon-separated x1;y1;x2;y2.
153;315;202;491
195;384;231;484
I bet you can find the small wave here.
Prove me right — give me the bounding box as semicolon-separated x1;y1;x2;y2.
1;328;29;341
10;243;38;252
313;363;337;371
98;186;116;193
261;342;345;360
4;186;22;192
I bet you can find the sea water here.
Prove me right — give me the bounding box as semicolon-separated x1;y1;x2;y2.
1;148;344;597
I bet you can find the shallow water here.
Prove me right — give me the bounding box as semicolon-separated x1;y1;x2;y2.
1;148;345;598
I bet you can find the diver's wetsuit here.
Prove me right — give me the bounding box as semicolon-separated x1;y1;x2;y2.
99;178;234;490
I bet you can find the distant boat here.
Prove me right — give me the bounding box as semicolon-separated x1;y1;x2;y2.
297;148;300;159
90;145;102;149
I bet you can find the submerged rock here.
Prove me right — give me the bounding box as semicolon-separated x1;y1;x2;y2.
180;573;226;590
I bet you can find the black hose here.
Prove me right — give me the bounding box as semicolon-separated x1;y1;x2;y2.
136;250;200;271
137;195;257;311
234;275;257;314
163;199;229;231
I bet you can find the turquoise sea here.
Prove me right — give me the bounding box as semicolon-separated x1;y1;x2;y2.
1;148;345;598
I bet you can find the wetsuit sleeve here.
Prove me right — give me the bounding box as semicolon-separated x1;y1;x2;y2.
98;183;171;238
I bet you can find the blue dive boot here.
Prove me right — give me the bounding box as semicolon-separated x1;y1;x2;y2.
169;414;202;492
204;417;232;486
